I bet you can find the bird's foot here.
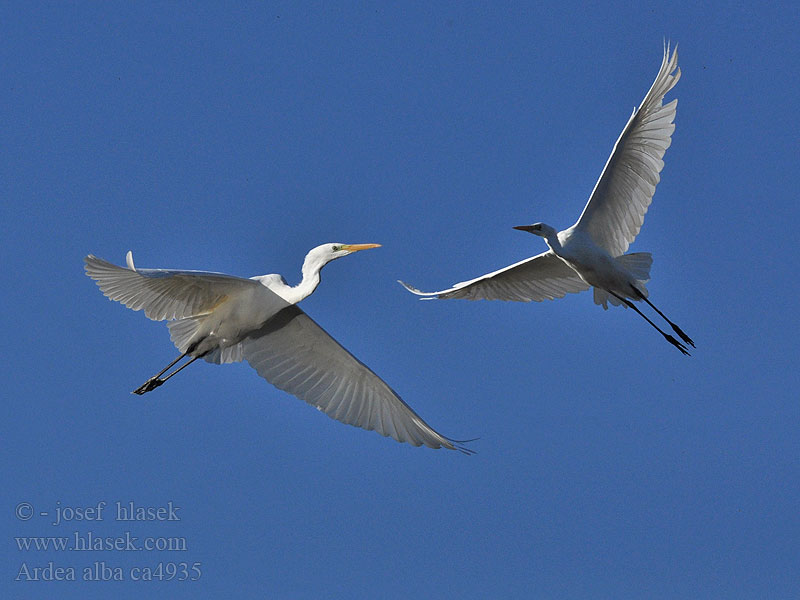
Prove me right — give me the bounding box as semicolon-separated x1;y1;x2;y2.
666;335;691;356
672;325;695;348
132;377;164;395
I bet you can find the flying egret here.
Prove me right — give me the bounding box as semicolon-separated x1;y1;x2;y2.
85;245;472;453
400;44;694;355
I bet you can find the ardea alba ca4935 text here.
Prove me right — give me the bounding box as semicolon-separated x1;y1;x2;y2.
85;245;472;453
400;44;694;355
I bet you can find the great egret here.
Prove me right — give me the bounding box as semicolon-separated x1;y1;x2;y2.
85;245;472;453
400;44;694;355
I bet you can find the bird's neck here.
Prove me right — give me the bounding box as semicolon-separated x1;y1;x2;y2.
285;256;324;304
542;230;563;253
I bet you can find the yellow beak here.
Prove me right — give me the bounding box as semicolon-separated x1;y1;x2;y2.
342;243;381;252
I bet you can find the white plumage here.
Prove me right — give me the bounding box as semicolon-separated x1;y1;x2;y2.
401;44;694;354
85;245;472;453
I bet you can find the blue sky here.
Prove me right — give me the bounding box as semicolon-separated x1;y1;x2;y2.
3;2;799;598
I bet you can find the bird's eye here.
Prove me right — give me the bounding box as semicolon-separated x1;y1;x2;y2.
332;245;342;252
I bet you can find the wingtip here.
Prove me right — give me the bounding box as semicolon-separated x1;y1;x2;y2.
83;254;109;275
83;254;95;274
448;437;478;455
397;279;416;291
397;280;431;297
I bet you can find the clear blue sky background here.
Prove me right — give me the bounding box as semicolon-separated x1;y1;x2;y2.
3;2;799;598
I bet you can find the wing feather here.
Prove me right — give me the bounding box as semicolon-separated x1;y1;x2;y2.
574;44;680;256
400;251;588;302
84;253;262;321
242;305;472;453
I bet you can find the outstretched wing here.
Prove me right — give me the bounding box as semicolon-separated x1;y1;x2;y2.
84;252;264;321
574;44;680;256
400;251;588;302
242;306;473;453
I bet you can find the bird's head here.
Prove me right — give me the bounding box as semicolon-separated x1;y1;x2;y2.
286;243;382;304
513;222;561;239
306;243;382;268
329;243;381;259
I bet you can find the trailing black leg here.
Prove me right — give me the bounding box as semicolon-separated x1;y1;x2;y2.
158;356;200;385
132;352;194;395
635;291;695;348
611;292;690;356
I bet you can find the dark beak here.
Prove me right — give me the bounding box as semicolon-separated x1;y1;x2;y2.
513;225;536;233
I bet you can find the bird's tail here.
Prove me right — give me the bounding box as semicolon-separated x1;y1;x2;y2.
593;252;653;309
167;317;244;364
618;252;653;283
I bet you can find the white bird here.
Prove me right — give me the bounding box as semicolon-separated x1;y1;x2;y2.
400;44;694;355
85;244;472;453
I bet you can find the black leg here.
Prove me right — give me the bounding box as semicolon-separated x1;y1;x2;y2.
132;352;194;395
159;356;200;384
636;292;695;348
611;292;690;356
